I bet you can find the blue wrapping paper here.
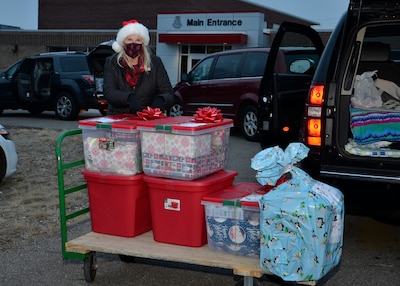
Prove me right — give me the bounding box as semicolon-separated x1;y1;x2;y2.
252;143;344;281
251;143;309;186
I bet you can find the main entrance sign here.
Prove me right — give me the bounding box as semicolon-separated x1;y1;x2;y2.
187;18;243;27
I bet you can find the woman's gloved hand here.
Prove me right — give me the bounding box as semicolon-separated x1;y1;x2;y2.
128;93;142;113
151;96;166;112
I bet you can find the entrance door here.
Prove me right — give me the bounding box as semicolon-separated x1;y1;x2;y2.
187;54;205;71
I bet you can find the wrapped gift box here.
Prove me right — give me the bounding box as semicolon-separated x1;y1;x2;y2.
143;170;238;247
79;114;142;175
201;182;268;257
137;116;233;180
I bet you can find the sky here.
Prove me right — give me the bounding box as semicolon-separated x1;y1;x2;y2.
0;0;38;29
246;0;349;29
0;0;349;30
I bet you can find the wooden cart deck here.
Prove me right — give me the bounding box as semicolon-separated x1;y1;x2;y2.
66;231;316;285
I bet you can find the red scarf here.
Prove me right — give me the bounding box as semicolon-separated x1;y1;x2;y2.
121;57;145;87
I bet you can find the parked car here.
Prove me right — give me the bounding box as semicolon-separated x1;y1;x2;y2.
260;1;400;207
0;43;114;120
0;124;18;182
173;47;320;141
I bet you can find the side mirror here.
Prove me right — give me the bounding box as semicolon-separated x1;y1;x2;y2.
289;59;315;74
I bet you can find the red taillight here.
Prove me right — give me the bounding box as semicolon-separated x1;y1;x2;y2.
308;119;321;137
305;84;325;147
82;75;94;84
309;85;324;105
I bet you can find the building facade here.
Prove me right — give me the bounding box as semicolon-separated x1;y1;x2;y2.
0;0;330;81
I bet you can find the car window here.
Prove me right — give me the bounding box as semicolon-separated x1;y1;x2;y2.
241;52;268;77
343;24;400;91
60;56;89;72
2;61;21;79
190;56;214;82
211;53;242;79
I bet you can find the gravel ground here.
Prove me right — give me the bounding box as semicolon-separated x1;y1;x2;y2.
0;127;88;250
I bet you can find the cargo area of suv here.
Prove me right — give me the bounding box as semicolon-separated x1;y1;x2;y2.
261;0;400;209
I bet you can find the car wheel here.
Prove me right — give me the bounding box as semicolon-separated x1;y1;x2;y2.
55;92;79;120
169;103;183;117
240;104;259;141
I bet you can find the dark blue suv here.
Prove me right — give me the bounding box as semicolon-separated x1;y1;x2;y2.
0;44;113;120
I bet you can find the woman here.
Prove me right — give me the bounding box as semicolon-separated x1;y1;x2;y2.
103;19;175;115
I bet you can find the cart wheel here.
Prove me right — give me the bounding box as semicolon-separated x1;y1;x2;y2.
83;252;97;282
235;277;263;286
119;254;135;263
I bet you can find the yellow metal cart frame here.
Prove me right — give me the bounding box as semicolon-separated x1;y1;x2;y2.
56;129;317;286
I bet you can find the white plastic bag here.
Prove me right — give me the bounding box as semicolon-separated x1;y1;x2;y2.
351;70;382;108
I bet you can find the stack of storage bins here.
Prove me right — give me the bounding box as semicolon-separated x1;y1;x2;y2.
136;116;237;247
79;114;152;237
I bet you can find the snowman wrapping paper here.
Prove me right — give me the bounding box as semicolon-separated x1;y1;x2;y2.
251;143;344;282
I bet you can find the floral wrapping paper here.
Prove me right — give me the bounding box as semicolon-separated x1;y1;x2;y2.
140;128;229;180
141;131;211;157
83;137;142;175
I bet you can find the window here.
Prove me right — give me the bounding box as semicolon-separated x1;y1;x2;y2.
211;53;242;79
60;57;89;72
241;52;268;77
190;56;214;82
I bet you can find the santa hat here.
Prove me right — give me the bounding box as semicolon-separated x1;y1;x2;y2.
112;20;150;53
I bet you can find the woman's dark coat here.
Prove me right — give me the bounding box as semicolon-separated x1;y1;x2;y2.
103;53;175;115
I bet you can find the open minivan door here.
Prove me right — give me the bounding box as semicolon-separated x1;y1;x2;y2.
258;21;324;149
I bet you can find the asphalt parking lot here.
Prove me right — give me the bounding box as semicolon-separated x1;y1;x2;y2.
0;110;399;286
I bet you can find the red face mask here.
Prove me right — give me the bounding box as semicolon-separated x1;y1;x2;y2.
124;43;142;58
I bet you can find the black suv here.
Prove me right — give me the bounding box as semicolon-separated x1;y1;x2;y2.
260;1;400;208
0;44;113;120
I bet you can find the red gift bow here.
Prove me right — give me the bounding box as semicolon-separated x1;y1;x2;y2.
193;107;223;123
136;106;164;120
122;19;138;26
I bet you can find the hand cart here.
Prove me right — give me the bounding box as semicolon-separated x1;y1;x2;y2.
56;129;317;286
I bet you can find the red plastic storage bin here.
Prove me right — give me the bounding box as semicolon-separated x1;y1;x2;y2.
82;169;152;237
201;182;267;257
143;169;238;247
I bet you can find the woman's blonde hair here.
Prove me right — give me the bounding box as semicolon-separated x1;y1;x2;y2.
116;44;152;72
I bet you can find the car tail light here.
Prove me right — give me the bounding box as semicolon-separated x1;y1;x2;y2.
0;126;11;140
304;84;325;147
82;75;95;84
309;85;324;105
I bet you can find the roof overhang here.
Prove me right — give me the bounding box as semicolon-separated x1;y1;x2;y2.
158;33;248;44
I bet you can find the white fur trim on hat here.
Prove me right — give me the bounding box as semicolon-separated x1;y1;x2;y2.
113;20;150;53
